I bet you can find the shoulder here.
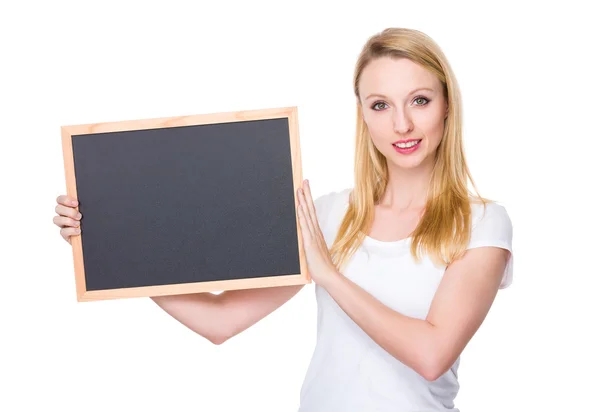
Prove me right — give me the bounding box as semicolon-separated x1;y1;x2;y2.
469;200;513;242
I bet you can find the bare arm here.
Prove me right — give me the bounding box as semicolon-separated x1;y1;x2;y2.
54;194;303;346
151;284;304;345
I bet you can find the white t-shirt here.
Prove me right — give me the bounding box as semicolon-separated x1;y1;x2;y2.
298;188;513;412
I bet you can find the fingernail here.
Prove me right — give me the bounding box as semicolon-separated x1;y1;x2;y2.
77;213;82;219
71;200;78;206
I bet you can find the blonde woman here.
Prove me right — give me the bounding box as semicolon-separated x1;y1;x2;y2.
53;27;513;411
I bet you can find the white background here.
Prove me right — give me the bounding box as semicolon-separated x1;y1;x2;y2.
2;1;598;411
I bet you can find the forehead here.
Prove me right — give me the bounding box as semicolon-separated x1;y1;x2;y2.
358;56;440;97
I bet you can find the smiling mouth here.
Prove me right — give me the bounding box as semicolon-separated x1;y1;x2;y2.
393;139;422;149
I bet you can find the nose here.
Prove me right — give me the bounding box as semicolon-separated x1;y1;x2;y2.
393;106;413;134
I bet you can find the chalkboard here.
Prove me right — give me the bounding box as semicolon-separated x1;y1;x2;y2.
61;107;310;302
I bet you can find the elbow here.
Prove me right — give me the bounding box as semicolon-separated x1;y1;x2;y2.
209;335;227;345
421;366;443;382
207;325;238;345
419;355;455;382
187;322;231;345
404;324;458;382
207;329;231;345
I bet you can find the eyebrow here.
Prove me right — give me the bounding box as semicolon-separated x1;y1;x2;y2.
365;87;435;100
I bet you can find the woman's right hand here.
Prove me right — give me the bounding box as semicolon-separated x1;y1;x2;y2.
53;195;82;244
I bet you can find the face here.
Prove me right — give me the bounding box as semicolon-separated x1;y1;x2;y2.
357;56;448;171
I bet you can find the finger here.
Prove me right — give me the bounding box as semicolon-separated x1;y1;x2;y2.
297;203;312;244
61;227;81;243
297;205;317;275
55;204;82;220
297;187;316;238
53;215;81;228
302;180;320;231
57;194;78;207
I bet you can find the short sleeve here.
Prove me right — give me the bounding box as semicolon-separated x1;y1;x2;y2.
467;202;514;289
313;191;338;233
313;188;352;245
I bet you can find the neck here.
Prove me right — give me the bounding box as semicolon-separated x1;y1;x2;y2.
379;157;435;212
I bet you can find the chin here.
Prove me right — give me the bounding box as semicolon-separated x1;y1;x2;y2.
388;156;426;170
386;142;432;169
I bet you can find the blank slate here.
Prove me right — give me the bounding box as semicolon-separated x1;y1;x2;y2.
61;107;310;302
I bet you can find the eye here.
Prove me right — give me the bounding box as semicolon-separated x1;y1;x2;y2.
414;96;430;106
370;96;430;112
371;101;388;111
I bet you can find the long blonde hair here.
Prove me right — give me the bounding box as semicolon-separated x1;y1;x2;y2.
329;27;492;271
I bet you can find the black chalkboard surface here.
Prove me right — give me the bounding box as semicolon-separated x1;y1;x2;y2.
61;107;310;302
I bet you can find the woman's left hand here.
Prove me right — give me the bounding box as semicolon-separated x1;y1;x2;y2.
297;180;339;286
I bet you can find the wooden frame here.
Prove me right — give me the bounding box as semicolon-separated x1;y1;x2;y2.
61;106;310;302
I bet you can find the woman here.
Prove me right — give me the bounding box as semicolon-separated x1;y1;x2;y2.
53;27;513;411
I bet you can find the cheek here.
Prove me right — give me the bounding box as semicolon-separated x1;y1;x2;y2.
363;114;388;141
363;107;446;143
414;110;446;137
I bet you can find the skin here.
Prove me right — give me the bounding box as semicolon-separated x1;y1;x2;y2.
296;56;510;381
359;56;449;238
54;194;304;345
360;56;448;188
54;56;509;382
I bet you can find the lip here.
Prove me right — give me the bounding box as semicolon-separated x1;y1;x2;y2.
392;138;422;144
392;139;422;154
